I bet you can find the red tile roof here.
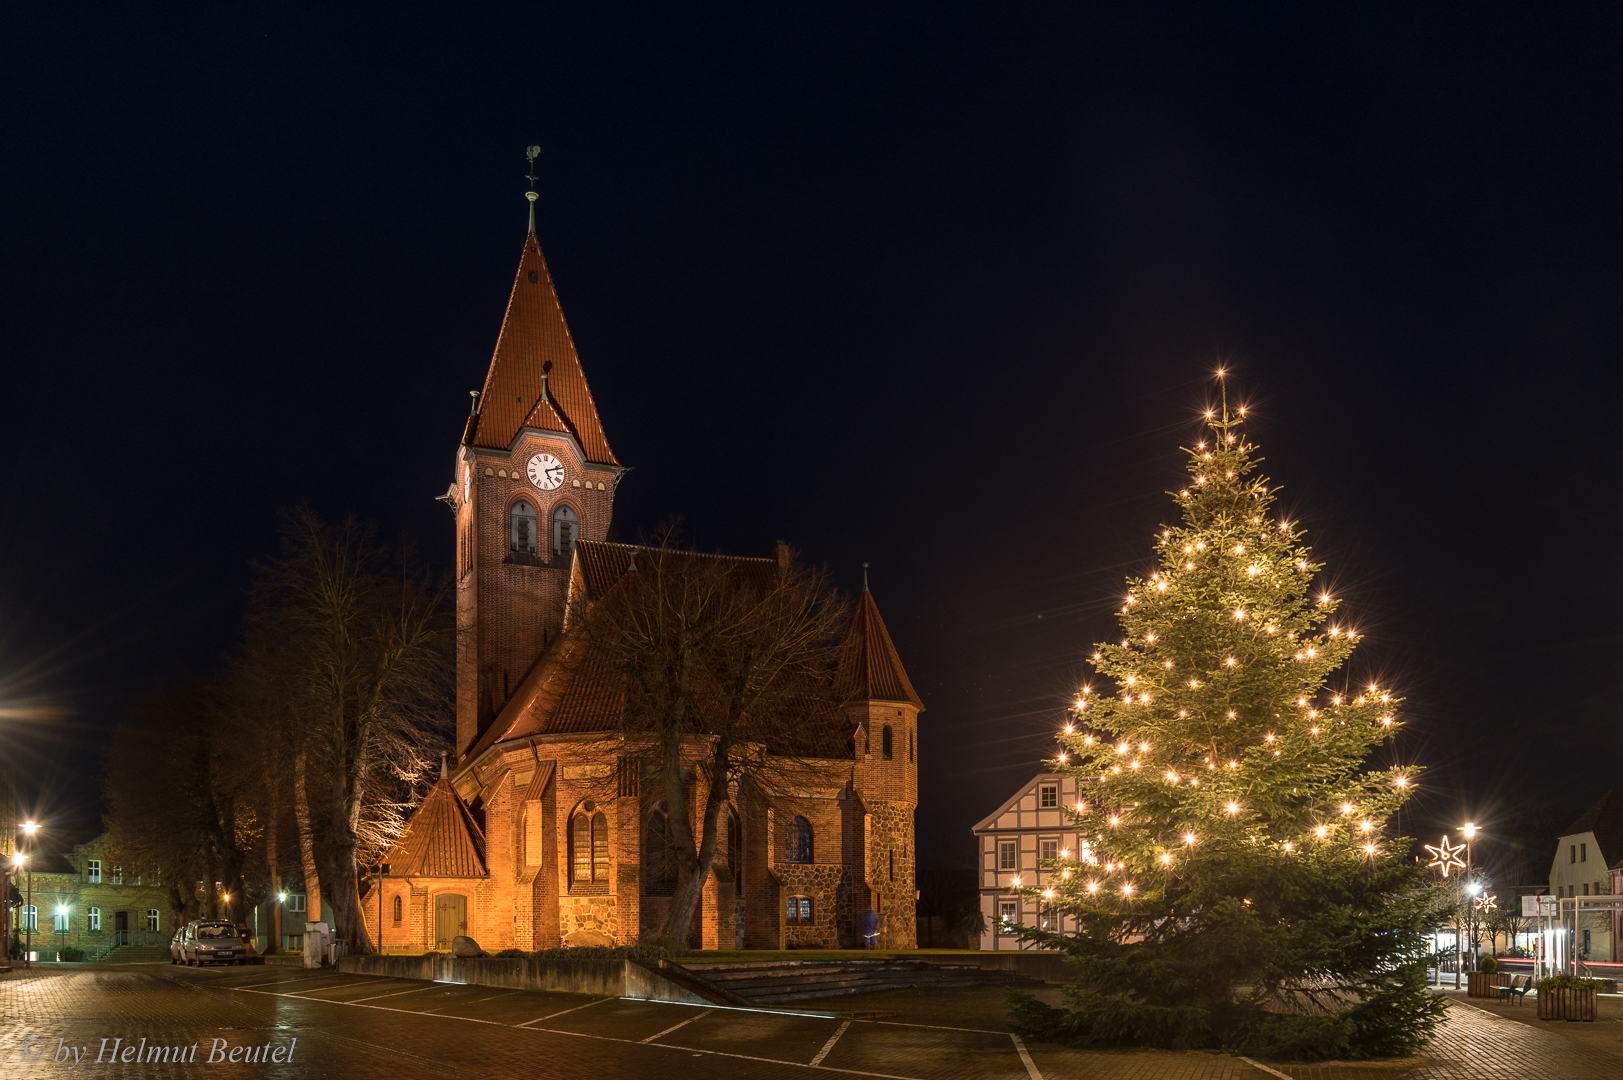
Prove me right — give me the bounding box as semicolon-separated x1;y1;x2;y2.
466;233;618;465
835;587;923;709
383;773;488;878
465;541;866;761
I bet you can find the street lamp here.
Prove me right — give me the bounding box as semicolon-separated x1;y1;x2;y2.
1460;823;1479;974
19;822;37;969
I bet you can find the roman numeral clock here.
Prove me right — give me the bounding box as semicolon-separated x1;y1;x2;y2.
526;453;565;490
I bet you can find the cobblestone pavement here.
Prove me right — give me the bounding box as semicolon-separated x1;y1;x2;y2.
0;965;1618;1079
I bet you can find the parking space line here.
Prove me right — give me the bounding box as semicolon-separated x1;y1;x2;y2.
874;1019;1008;1035
515;995;613;1026
641;1007;713;1043
422;989;519;1012
236;974;353;989
349;984;439;1003
1010;1034;1043;1080
1237;1058;1294;1080
810;1019;851;1066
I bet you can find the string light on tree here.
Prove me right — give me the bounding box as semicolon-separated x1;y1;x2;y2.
1010;374;1442;1058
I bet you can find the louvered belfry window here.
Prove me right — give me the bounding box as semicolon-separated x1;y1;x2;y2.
511;501;537;553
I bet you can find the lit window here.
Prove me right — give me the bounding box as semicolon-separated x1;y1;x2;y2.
1039;785;1058;809
53;908;69;933
998;901;1018;927
88;908;100;932
145;910;160;932
86;860;101;883
21;906;36;931
786;895;814;925
110;867;123;885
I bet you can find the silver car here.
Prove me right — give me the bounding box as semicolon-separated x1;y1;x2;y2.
169;929;185;964
180;920;246;966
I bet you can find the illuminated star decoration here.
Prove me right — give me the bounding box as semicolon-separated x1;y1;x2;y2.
1474;892;1497;915
1425;835;1466;877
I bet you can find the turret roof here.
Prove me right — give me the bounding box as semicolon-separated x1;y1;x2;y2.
383;772;488;878
834;587;923;709
465;232;617;465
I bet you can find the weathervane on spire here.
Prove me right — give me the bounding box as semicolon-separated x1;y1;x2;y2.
524;145;541;233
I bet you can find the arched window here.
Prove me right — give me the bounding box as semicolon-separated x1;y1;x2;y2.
881;725;893;761
644;809;676;897
786;895;814;925
569;804;610;884
786;816;813;864
511;500;538;554
392;895;403;924
553;504;579;559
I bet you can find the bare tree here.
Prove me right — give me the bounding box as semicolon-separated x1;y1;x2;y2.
250;508;451;952
575;534;849;948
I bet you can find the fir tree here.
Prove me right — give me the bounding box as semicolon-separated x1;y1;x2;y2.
1009;395;1448;1060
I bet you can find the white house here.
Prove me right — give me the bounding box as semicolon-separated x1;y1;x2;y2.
971;772;1086;950
1548;790;1623;962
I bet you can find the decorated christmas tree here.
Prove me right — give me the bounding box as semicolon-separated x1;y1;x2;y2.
1009;390;1448;1060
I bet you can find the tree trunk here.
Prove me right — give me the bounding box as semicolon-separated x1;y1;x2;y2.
266;779;281;952
326;768;373;955
657;739;730;949
293;751;322;929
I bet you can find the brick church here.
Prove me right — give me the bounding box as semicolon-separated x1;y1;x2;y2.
363;213;923;954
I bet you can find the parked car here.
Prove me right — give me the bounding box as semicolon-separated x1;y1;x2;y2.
169;929;185;964
179;921;247;966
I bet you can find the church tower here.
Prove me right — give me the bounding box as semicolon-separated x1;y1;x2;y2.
837;576;923;948
450;216;623;762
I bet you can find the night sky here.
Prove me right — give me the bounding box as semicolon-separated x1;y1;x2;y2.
5;4;1623;875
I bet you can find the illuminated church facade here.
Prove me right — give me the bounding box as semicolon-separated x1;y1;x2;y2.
363;216;922;954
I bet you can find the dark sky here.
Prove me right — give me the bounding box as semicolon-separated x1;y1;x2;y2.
5;3;1622;873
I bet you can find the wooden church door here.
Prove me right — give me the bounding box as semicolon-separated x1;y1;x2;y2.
434;895;466;950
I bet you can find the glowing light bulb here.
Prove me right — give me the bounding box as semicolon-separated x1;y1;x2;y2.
1140;742;1149;751
1131;760;1140;770
1315;826;1328;838
1122;884;1134;895
1395;777;1407;787
1225;657;1236;666
1234;609;1245;620
1283;842;1293;851
1160;852;1172;864
1310;727;1318;735
1083;736;1094;746
1228;761;1237;768
1381;717;1393;726
1166;771;1178;782
1227;802;1239;814
1043;889;1054;900
1359;821;1372;833
1076;803;1086;812
1234;544;1244;554
1012;876;1022;887
1087;881;1099;893
1341;803;1354;815
1184;833;1196;845
1109;816;1120;826
1364;843;1377;855
1126;675;1136;685
1265;733;1275;743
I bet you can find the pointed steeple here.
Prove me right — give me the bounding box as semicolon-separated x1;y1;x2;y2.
465;233;619;466
835;580;923;709
383;767;488;878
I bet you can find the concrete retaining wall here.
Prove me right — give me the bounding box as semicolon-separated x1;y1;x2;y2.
336;955;709;1004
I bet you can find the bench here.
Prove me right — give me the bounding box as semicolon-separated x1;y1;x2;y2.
1497;974;1532;1005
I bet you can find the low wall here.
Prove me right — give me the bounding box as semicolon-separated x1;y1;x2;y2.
922;952;1073;984
336;954;709;1004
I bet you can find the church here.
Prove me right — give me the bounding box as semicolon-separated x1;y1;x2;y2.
363;207;923;954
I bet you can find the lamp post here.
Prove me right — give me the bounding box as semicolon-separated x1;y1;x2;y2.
370;864;391;954
1461;823;1478;972
22;821;37;968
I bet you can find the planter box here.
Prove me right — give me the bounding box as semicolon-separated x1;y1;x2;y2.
1538;987;1597;1021
1467;972;1511;998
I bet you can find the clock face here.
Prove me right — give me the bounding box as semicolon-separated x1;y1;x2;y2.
526;453;565;491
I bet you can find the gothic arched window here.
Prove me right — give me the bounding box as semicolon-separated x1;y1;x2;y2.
510;500;537;554
881;725;893;761
645;809;676;897
553;504;579;559
786;816;813;864
392;895;403;924
569;804;610;884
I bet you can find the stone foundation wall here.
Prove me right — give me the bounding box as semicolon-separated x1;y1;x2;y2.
559;894;618;946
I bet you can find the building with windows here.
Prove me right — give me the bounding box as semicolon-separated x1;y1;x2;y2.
971;772;1086;950
362;210;923;953
9;833;171;957
1549;790;1623;961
